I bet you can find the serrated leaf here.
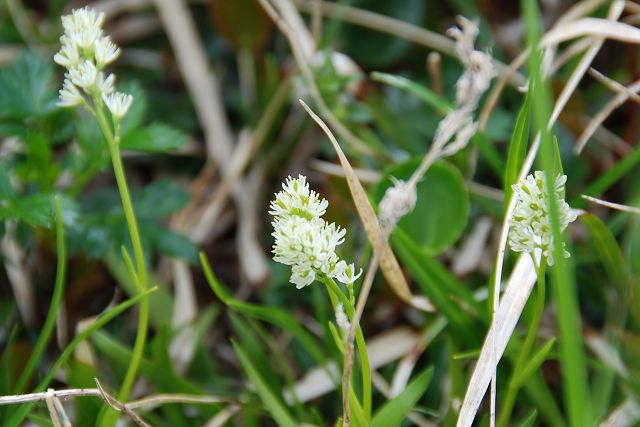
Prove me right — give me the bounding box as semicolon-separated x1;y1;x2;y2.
134;179;190;219
121;123;187;153
11;194;53;227
370;367;434;427
0;51;56;119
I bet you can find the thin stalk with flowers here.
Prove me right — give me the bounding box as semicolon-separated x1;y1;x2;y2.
497;171;577;427
53;7;148;425
268;174;369;423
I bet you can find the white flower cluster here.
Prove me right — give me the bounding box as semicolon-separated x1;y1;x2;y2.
509;171;578;266
270;175;362;289
54;7;132;119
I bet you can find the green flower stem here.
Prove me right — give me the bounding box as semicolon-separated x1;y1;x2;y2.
323;276;372;421
497;257;546;427
93;103;150;421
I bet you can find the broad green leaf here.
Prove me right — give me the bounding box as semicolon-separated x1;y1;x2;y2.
134;179;190;219
233;341;297;427
370;367;434;427
121;123;187;153
0;51;56;119
370;72;452;114
504;94;530;206
148;225;199;263
375;159;469;255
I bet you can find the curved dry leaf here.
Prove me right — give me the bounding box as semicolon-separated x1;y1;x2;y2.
299;100;433;311
542;17;640;47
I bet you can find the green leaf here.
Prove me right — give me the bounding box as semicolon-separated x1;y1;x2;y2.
375;159;469;255
370;72;452;114
0;163;15;199
119;82;147;134
134;179;190;219
504;94;530;206
232;341;298;427
11;193;53;227
391;230;480;343
582;213;640;325
370;367;434;427
513;338;556;387
517;410;538;427
151;227;199;264
0;51;56;119
201;253;327;365
5;287;158;427
120;123;188;153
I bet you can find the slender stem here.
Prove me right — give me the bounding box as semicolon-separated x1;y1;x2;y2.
13;197;66;395
93;104;150;425
322;276;371;423
497;257;547;427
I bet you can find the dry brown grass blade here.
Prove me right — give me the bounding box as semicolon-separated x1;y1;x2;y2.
589;68;640;104
169;259;198;374
575;78;640;153
457;254;538;427
292;0;525;87
548;1;624;126
581;195;640;215
299;100;433;311
541;17;640;46
151;0;233;166
2;222;35;326
601;399;640;427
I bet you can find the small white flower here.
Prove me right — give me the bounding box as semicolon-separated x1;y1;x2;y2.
94;36;120;67
58;78;84;107
54;42;80;68
270;175;360;288
508;171;578;266
95;73;115;96
103;91;133;119
335;263;363;286
61;7;104;51
68;60;97;89
269;175;329;220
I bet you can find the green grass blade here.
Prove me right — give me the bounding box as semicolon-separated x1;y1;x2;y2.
370;71;452;114
370;366;434;427
517;409;538;427
504;94;530;207
513;338;556;387
13;196;66;395
5;287;157;427
232;341;298;427
523;1;592;425
200;252;326;365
